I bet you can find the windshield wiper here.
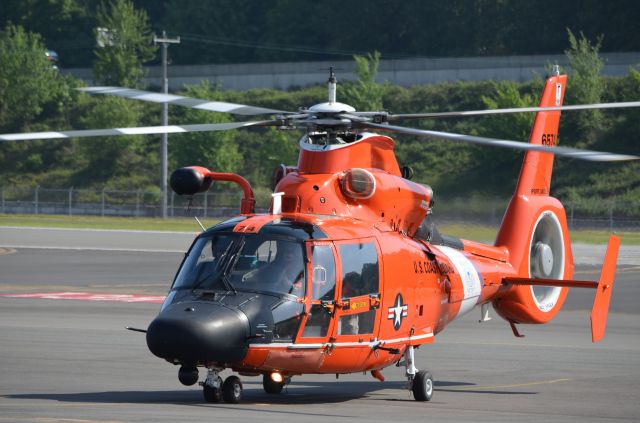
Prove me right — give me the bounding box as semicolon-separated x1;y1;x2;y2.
218;238;244;294
222;274;237;295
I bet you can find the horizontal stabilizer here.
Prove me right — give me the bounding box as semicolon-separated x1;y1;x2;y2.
503;234;620;342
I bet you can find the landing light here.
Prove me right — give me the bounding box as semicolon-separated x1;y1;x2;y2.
340;168;376;200
270;372;284;383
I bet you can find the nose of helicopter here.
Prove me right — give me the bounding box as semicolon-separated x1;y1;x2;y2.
146;301;250;364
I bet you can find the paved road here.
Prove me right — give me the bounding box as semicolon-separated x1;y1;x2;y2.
0;227;638;422
2;226;639;264
0;226;197;253
0;297;638;423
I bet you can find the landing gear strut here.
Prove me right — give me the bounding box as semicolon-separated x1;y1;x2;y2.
404;346;434;401
201;368;223;403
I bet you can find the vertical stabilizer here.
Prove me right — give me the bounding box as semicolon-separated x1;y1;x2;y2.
493;71;574;325
515;71;567;197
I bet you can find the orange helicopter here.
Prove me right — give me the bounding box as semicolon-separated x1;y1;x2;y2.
1;67;639;403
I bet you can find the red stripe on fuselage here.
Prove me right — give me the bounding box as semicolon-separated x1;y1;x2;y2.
0;292;165;303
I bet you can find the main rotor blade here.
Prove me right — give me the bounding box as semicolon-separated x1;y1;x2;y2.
388;101;640;121
0;120;278;141
79;86;291;116
359;122;639;162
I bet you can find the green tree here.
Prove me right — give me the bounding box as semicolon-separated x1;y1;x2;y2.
73;96;157;189
0;24;79;186
0;25;70;131
0;0;97;67
169;82;241;174
472;81;539;191
93;0;157;87
343;51;386;111
563;29;604;145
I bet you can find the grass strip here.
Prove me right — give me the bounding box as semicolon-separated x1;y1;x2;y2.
1;214;638;245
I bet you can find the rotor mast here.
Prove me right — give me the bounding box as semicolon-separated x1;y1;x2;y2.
328;67;337;103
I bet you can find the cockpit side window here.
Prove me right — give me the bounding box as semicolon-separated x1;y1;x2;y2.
310;244;337;301
234;237;305;297
301;244;337;338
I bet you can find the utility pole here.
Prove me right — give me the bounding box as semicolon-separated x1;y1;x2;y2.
153;30;180;218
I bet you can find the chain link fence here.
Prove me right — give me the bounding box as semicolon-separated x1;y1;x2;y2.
0;186;248;219
1;186;639;230
434;196;640;231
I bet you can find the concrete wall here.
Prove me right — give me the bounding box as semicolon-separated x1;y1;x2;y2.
63;52;640;92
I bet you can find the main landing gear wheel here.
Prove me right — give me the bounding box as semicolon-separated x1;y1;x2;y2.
412;370;434;401
262;374;285;394
203;376;222;403
222;375;243;403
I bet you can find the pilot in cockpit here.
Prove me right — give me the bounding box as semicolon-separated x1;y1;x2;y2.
242;240;304;296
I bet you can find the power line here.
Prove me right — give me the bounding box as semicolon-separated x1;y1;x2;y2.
178;33;421;60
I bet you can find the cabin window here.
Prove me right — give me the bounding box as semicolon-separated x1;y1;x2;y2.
336;241;379;336
338;310;376;335
338;242;379;298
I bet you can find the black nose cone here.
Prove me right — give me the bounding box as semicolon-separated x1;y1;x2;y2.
146;302;250;364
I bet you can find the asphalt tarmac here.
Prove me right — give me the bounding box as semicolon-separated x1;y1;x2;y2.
0;228;639;422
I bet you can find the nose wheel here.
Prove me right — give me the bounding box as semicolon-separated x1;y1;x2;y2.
203;380;222;403
222;375;243;403
201;368;223;403
200;368;243;403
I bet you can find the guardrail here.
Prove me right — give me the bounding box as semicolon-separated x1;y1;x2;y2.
61;52;640;91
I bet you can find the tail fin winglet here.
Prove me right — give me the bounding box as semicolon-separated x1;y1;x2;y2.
590;234;620;342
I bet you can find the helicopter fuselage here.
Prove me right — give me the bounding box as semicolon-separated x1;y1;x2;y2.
147;207;521;376
147;131;569;377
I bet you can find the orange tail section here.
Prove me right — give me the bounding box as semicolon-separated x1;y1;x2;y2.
493;73;575;325
515;73;567;197
501;234;620;342
590;234;620;342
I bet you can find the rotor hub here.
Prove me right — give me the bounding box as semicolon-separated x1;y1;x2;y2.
307;102;356;114
533;241;554;277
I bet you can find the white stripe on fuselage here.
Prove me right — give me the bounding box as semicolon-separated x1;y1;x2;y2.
435;246;482;317
248;332;434;349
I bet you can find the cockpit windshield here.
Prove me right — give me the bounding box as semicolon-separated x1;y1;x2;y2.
173;233;305;297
